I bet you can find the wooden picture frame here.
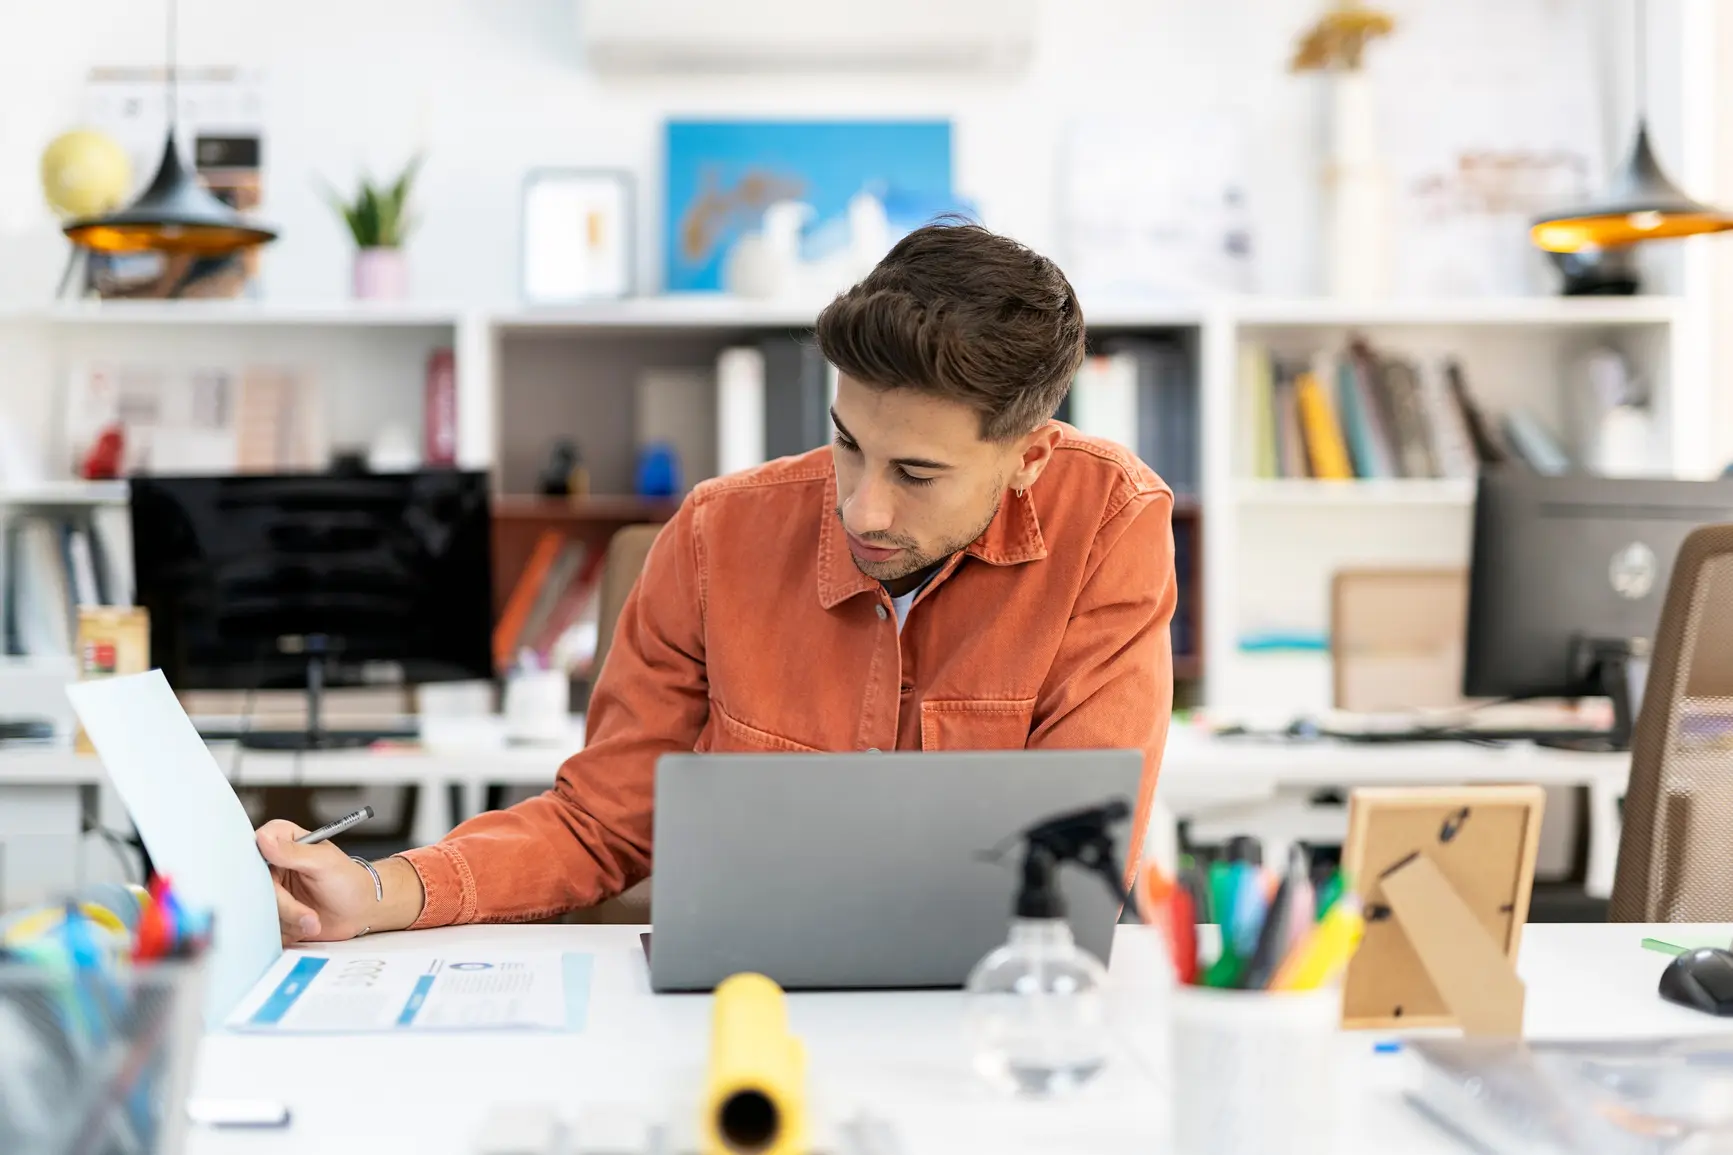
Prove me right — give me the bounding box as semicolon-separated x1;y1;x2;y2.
1340;785;1545;1035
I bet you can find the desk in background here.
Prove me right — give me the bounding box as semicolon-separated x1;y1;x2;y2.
1153;725;1630;898
182;921;1729;1155
0;719;1627;904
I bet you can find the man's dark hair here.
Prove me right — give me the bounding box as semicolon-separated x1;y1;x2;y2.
815;222;1085;442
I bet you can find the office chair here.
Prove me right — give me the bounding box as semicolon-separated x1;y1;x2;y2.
592;523;666;682
1610;524;1733;921
564;522;665;925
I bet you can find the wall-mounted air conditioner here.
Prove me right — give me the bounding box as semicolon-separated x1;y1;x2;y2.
581;0;1036;76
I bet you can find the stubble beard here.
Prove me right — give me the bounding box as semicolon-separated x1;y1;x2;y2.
835;491;1004;583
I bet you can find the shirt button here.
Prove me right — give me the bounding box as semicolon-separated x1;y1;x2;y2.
875;604;888;620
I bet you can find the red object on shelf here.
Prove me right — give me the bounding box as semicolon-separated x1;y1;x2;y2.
80;424;125;480
424;348;458;466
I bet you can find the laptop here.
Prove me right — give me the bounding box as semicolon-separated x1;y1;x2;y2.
648;749;1143;992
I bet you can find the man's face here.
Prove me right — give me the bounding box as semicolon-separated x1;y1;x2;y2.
830;373;1028;585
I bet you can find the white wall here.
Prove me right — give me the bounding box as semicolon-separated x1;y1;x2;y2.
0;0;1638;309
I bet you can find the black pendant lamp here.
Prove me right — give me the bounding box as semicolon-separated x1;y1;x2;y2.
1531;0;1732;254
62;0;275;256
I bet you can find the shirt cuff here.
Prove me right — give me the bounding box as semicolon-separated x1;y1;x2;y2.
397;843;476;929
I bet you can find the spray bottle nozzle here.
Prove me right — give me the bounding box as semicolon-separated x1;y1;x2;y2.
1009;799;1135;921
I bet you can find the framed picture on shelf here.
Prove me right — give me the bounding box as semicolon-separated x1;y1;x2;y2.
520;168;634;303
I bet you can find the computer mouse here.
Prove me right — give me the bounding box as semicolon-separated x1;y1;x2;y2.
1658;947;1733;1015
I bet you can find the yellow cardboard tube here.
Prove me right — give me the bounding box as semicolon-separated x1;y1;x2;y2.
703;972;807;1155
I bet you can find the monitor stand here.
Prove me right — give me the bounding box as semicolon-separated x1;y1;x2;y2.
237;648;417;752
1534;638;1642;754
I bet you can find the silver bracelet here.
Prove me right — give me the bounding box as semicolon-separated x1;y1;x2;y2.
350;855;384;903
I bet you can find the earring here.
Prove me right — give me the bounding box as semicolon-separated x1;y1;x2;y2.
1013;486;1026;498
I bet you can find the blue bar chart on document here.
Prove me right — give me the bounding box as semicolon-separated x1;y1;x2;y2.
227;949;594;1033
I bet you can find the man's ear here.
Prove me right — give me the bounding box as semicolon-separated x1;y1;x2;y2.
1009;423;1063;492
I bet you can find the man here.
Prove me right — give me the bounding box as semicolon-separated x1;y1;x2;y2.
258;223;1177;942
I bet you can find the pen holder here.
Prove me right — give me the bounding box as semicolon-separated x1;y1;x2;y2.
1169;985;1340;1155
0;955;207;1155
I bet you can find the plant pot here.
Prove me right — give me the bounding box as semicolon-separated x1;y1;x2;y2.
352;247;408;300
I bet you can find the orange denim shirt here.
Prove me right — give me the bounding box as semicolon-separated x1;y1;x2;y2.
402;425;1177;926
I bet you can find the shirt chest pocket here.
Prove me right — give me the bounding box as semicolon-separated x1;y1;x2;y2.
919;698;1038;752
696;700;824;754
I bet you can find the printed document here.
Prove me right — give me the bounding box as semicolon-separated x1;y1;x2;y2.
228;949;591;1033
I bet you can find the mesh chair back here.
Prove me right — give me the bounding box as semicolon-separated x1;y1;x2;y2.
1610;524;1733;921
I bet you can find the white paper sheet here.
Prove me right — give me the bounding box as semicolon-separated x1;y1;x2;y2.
66;670;282;1024
227;949;584;1034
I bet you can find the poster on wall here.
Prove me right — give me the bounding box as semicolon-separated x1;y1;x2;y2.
663;120;966;297
1369;0;1604;297
1058;109;1256;299
79;67;267;300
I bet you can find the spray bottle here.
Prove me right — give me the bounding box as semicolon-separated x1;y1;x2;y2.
964;799;1136;1098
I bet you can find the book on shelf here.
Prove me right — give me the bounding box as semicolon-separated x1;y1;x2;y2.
1273;372;1308;479
424;347;458;467
1502;409;1571;475
1;509;128;658
714;337;833;478
1295;371;1353;480
1239;338;1562;486
1444;359;1508;467
1378;357;1441;480
1067;342;1199;494
1337;342;1396;480
493;529;565;670
1238;343;1279;480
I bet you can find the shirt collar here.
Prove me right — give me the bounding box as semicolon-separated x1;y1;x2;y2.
816;467;1048;610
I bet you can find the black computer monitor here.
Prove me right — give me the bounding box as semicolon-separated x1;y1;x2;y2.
1464;469;1733;749
130;471;494;749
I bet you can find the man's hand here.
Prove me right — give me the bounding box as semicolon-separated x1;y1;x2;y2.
255;820;425;946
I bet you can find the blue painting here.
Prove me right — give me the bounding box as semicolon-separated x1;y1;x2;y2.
664;120;961;293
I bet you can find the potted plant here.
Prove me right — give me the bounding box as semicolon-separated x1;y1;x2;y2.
326;156;421;300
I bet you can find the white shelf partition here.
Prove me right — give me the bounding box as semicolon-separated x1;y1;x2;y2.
1233;478;1476;507
0;480;128;508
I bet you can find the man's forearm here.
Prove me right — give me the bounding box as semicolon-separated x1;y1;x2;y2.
372;855;427;933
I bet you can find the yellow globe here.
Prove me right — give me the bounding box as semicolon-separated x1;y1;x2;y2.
40;129;132;219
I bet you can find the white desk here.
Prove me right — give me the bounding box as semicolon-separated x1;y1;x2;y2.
182;922;1730;1155
1;719;1628;900
1153;725;1630;898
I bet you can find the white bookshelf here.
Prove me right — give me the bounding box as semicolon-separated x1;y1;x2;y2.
0;288;1714;718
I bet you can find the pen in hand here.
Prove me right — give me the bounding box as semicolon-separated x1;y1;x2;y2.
294;806;375;846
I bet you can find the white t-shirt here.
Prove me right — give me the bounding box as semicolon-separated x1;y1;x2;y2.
890;587;919;632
